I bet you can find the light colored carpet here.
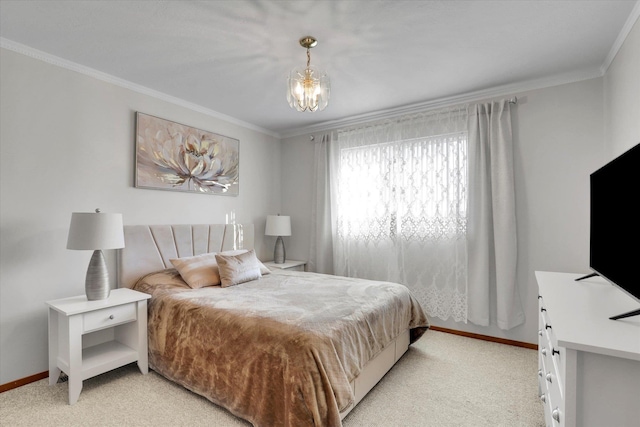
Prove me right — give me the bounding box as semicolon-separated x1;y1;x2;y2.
0;330;545;426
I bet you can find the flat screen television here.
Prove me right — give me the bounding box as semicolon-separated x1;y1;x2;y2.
577;142;640;320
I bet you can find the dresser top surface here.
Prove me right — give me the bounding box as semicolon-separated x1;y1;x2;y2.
536;271;640;361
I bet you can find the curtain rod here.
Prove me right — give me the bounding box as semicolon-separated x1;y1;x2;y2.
309;96;519;141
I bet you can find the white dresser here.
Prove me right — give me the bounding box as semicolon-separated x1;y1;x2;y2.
535;271;640;427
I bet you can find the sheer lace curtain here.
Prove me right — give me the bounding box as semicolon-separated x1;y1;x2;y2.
314;107;469;322
310;100;524;329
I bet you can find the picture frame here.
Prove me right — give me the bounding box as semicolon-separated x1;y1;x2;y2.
135;112;239;196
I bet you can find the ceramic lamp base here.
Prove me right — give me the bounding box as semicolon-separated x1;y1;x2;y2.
273;236;286;264
85;250;110;300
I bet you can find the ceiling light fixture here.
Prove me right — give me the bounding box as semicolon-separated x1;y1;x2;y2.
287;36;330;112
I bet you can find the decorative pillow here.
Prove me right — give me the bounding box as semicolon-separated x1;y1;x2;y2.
215;249;263;288
170;249;270;289
132;268;192;294
170;252;221;289
219;249;272;276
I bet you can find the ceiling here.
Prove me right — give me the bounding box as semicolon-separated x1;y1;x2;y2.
1;1;638;137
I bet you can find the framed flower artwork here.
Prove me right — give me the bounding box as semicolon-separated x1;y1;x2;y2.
135;112;239;195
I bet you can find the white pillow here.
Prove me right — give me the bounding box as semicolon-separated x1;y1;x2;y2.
215;249;262;288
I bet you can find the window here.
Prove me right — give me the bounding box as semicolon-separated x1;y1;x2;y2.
325;100;522;327
336;132;468;244
331;107;470;323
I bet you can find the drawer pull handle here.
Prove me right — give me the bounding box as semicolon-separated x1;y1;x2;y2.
538;295;542;299
545;324;552;330
552;348;560;356
539;394;546;403
109;315;115;320
546;372;553;383
540;307;547;312
552;408;560;422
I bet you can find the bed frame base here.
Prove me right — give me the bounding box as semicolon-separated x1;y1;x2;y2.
341;329;410;419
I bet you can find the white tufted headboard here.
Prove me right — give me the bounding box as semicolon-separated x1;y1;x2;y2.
117;223;254;288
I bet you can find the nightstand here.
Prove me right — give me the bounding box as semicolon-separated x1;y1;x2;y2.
263;259;307;272
46;288;151;404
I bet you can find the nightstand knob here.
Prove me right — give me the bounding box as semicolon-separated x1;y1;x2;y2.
552;408;560;422
538;329;543;336
538;369;543;377
109;314;114;320
541;348;547;356
539;394;546;403
546;372;553;383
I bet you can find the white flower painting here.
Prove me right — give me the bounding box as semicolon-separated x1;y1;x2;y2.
135;113;239;195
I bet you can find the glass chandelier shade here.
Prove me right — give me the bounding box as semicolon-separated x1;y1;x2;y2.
287;36;330;112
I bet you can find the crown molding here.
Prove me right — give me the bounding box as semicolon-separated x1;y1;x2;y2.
600;0;640;75
0;37;280;139
3;9;634;142
280;67;603;138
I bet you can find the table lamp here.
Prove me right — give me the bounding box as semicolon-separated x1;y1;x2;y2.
66;208;125;300
265;214;291;264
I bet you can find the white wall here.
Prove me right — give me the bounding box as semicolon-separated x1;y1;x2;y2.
280;135;315;260
0;48;282;385
605;18;640;157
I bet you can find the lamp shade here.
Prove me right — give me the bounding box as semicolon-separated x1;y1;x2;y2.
265;215;291;237
67;211;125;250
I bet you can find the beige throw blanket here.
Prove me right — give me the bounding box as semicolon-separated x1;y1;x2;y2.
133;269;429;427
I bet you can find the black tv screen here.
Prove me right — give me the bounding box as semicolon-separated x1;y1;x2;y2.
589;143;640;310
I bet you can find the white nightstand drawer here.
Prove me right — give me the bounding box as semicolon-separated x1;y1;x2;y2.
83;303;136;333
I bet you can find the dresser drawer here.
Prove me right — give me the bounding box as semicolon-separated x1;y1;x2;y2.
541;313;556;347
550;345;564;394
538;293;564;426
538;352;549;400
541;307;565;394
546;370;563;427
539;379;553;427
83;303;137;333
540;343;563;426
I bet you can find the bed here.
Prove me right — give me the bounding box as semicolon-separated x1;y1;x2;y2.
118;223;429;426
